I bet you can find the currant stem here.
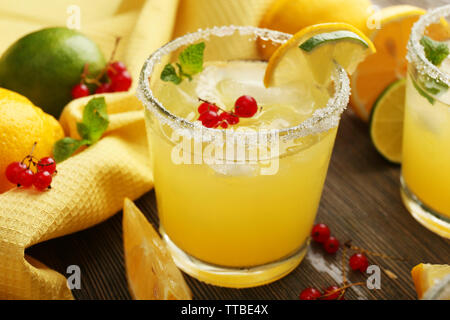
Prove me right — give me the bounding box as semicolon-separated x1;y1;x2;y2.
320;282;365;299
344;240;406;262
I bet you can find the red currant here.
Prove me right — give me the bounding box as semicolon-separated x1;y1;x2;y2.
299;287;321;300
5;162;27;184
323;286;344;300
311;223;330;243
33;171;52;191
224;112;239;125
349;253;369;272
95;82;112;94
198;110;220;128
17;169;34;188
107;61;127;78
71;83;90;99
219;121;229;129
198;102;219;114
323;236;340;254
37;157;56;174
110;70;132;92
234;95;258;118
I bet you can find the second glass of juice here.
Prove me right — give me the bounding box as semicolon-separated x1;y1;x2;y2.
138;26;350;287
402;5;450;239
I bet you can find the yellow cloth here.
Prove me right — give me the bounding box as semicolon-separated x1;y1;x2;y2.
0;0;273;300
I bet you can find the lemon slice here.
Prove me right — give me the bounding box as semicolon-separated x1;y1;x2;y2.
264;23;375;88
123;198;192;300
412;263;450;299
369;79;406;164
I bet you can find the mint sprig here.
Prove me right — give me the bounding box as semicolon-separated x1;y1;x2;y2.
160;42;205;84
420;36;449;66
53;97;109;162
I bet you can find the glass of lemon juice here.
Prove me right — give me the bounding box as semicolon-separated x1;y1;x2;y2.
402;5;450;239
138;26;366;287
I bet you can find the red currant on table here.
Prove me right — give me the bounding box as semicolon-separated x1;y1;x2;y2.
323;236;340;254
5;162;27;184
349;253;369;272
198;110;220;128
71;83;90;99
34;171;52;190
95;82;112;94
323;286;344;300
311;223;330;243
299;287;321;300
17;169;35;188
234;95;258;118
110;70;132;92
198;102;219;114
37;157;56;174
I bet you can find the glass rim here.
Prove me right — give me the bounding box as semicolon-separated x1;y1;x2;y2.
137;25;350;141
407;5;450;87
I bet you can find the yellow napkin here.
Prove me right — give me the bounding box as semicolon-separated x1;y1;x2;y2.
0;0;179;300
0;0;274;300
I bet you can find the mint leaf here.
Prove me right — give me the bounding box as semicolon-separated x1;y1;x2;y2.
179;42;205;75
80;97;109;143
420;36;450;66
412;77;435;104
412;74;449;105
161;63;182;84
53;138;89;163
53;97;109;163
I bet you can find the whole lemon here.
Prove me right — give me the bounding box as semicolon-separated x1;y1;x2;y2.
0;27;106;118
0;88;64;193
258;0;373;60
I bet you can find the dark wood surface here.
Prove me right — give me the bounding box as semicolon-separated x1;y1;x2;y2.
27;0;450;300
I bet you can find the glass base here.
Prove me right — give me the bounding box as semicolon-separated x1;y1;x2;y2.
160;228;307;288
400;176;450;239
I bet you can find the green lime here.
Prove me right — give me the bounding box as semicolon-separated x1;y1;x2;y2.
369;78;406;164
0;27;106;117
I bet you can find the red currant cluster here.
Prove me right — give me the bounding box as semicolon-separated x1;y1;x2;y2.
5;156;56;191
299;223;374;300
71;61;132;99
197;95;258;128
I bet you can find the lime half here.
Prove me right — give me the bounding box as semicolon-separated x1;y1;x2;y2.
369;78;406;164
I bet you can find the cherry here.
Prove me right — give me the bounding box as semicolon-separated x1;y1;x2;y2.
110;70;132;92
17;169;34;188
198;110;220;128
37;157;56;174
71;83;90;99
299;287;321;300
198;102;219;114
349;253;369;272
234;95;258;118
95;82;112;94
5;162;27;184
323;286;344;300
311;223;330;243
323;236;340;254
107;61;127;78
33;171;52;190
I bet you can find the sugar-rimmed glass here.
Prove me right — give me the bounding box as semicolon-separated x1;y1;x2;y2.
137;26;350;287
403;5;450;239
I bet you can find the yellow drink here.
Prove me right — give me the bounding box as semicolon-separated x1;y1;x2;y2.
138;26;349;287
402;7;450;238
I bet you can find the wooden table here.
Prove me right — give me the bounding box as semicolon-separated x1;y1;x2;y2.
28;0;450;300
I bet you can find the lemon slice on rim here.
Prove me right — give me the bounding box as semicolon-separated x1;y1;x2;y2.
369;78;406;164
264;23;376;88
